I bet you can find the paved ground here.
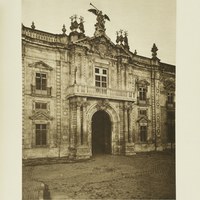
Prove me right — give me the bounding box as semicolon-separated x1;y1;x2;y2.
23;152;175;200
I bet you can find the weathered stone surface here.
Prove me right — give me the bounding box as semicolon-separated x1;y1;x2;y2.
22;19;175;160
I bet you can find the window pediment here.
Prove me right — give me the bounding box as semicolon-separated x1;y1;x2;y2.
137;116;150;125
29;61;53;71
136;79;150;88
29;111;53;121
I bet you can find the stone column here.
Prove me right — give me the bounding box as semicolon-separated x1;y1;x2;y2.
125;66;129;90
119;103;124;154
76;101;81;146
125;102;136;155
69;102;74;148
82;102;88;145
124;102;128;143
128;107;133;143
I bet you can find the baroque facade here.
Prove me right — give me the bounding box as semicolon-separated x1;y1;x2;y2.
22;10;175;159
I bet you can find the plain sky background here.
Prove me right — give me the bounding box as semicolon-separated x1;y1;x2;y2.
2;0;200;199
22;0;176;65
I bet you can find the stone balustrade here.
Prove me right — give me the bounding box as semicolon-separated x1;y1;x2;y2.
137;97;150;106
31;85;52;97
22;25;68;45
66;85;135;101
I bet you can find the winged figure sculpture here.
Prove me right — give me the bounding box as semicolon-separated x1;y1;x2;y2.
88;4;110;31
88;9;110;21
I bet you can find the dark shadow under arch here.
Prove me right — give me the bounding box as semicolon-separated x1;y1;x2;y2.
92;110;111;155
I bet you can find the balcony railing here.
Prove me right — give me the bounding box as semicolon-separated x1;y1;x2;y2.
31;85;52;97
66;85;135;101
166;101;175;109
22;25;68;46
137;97;150;106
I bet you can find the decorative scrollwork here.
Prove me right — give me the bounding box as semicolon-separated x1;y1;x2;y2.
96;99;110;110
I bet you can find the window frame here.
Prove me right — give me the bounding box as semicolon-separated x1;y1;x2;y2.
167;92;174;104
94;67;108;88
35;72;47;90
35;124;47;146
139;87;147;101
140;125;147;142
139;109;147;116
167;111;175;143
35;102;47;110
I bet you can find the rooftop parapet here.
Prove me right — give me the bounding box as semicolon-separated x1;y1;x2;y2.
22;24;69;47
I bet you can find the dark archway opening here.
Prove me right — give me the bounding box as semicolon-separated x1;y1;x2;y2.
92;110;111;155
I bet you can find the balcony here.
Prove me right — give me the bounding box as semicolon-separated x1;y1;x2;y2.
166;101;175;109
31;85;52;97
66;85;135;101
137;97;150;106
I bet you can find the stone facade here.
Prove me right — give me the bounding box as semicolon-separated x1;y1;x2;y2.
22;15;175;160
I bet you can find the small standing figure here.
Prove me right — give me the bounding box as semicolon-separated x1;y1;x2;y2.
79;16;85;33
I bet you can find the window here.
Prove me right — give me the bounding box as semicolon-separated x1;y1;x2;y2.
167;112;175;143
36;124;47;145
139;109;147;116
167;92;174;103
140;126;147;142
95;67;107;88
36;73;47;90
35;102;47;110
139;87;147;101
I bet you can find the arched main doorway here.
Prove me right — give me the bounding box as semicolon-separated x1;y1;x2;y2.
92;110;111;155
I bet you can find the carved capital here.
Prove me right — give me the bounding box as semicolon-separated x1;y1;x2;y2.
76;101;82;108
82;101;89;108
69;102;77;109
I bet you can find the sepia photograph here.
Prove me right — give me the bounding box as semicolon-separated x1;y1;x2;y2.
3;0;200;199
21;0;176;199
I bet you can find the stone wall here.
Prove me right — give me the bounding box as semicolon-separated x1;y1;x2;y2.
22;25;175;159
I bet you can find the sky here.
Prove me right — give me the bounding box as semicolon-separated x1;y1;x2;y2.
22;0;176;65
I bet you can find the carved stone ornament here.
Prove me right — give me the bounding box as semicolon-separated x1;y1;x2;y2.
151;43;158;59
96;99;110;110
28;61;53;71
29;111;53;121
98;43;107;58
163;78;175;91
82;101;89;108
88;3;110;36
136;79;150;88
137;116;150;125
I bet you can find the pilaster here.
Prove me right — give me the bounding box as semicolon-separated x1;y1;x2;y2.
56;59;61;149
